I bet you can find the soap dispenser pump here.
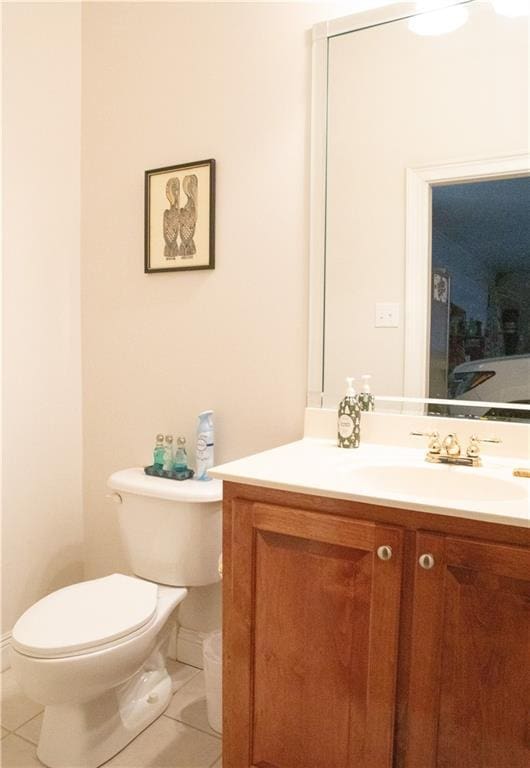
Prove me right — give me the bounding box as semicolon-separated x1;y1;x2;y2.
337;377;361;448
358;374;375;412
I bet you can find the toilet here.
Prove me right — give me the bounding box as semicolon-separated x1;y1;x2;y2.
10;469;222;768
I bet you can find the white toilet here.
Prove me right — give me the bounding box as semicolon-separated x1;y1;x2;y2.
10;469;222;768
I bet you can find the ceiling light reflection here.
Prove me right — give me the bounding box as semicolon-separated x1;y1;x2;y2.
408;2;469;35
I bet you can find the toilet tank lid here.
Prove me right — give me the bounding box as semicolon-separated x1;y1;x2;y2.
11;574;158;658
108;468;223;502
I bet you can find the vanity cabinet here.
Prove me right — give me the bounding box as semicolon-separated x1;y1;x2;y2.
222;483;530;768
404;533;530;768
223;497;403;768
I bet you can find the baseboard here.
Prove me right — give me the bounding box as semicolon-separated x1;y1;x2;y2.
1;632;12;671
175;626;208;669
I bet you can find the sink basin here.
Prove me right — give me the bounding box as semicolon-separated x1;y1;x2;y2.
348;464;527;504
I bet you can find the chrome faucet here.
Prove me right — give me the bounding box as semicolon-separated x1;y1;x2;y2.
411;431;501;467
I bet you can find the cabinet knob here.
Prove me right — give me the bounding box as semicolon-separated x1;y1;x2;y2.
377;545;393;561
419;553;435;570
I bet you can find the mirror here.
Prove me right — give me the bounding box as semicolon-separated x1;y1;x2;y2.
309;0;529;421
429;175;530;417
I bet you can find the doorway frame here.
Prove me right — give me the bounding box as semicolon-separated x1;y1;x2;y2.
403;152;530;398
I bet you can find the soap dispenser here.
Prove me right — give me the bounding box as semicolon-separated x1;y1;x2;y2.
337;377;361;448
358;374;375;412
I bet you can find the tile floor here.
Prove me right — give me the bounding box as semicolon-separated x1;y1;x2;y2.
1;660;222;768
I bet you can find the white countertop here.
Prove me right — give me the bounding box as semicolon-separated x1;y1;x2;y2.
209;438;530;528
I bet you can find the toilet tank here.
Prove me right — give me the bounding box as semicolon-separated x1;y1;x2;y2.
108;469;222;587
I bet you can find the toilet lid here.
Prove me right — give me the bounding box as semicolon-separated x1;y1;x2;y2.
12;574;158;659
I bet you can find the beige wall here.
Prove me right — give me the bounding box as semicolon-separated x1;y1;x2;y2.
0;1;387;640
324;1;529;401
80;1;347;629
2;3;83;636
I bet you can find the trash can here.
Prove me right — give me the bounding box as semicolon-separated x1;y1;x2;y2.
203;629;222;734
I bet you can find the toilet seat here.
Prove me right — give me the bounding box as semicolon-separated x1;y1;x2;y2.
12;574;158;659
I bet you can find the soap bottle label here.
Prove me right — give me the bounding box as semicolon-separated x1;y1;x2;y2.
338;414;354;438
338;397;361;448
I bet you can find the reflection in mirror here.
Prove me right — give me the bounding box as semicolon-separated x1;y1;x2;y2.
429;176;530;419
312;0;530;421
340;396;530;423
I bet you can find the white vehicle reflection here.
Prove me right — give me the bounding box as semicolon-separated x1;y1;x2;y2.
447;354;530;419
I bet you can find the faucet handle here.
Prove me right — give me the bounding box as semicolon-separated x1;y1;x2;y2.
467;434;502;459
410;431;441;454
442;432;461;457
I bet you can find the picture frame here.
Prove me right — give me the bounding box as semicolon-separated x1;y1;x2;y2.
144;159;215;273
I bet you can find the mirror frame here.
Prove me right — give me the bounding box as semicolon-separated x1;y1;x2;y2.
308;0;530;419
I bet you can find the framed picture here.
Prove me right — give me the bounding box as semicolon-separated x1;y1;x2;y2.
144;159;215;273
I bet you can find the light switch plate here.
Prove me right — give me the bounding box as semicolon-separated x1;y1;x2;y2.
375;302;400;328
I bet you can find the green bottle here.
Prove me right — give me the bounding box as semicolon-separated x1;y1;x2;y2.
153;434;165;469
337;377;361;448
162;435;174;472
173;436;188;472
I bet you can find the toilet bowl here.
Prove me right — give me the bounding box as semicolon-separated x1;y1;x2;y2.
12;575;187;768
10;471;222;768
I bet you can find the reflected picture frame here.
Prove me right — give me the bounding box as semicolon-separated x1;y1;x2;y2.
144;159;215;273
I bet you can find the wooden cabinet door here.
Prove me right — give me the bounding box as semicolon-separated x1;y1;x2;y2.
223;499;403;768
404;532;530;768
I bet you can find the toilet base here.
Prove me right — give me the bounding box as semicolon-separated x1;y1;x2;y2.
36;654;172;768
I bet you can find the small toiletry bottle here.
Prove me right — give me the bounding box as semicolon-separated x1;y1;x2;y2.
358;374;375;412
174;436;188;472
153;434;165;469
195;410;214;481
162;435;174;472
337;377;361;448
